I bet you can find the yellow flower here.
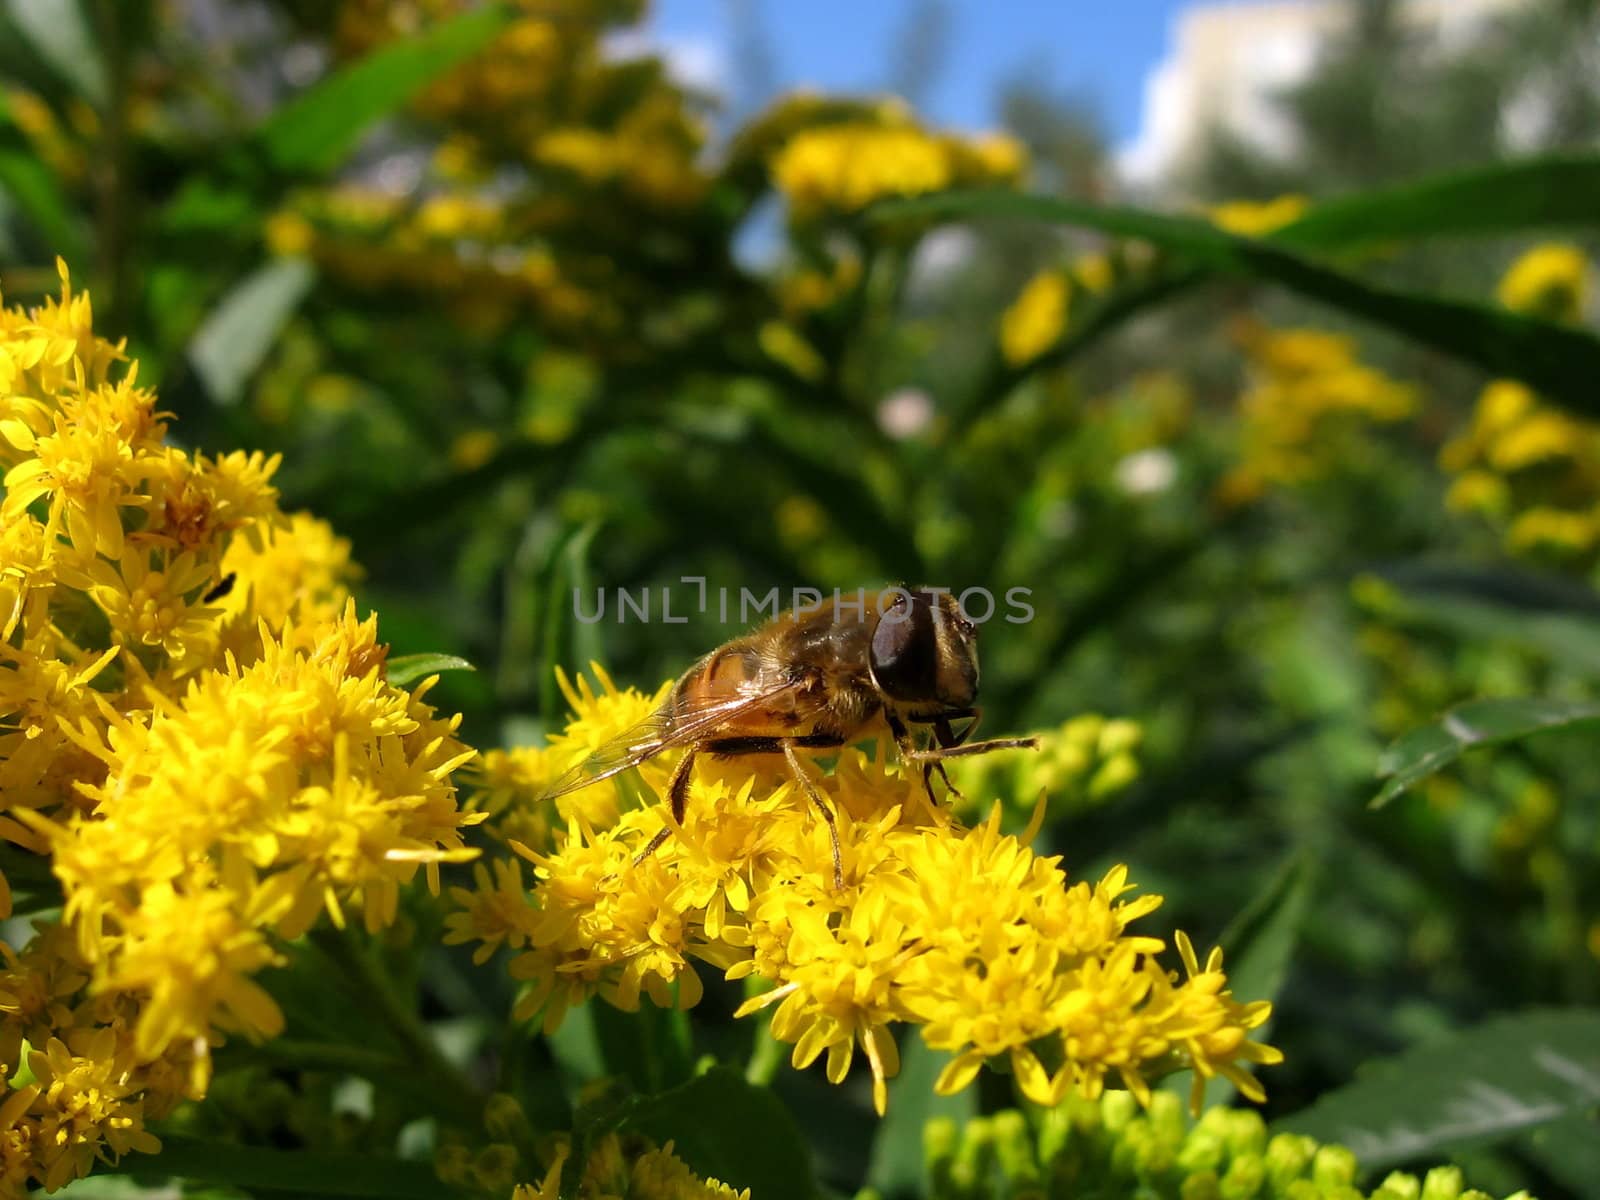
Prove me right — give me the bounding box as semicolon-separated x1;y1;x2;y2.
999;270;1071;367
1230;323;1417;488
1209;195;1310;237
464;678;1280;1116
1497;242;1591;321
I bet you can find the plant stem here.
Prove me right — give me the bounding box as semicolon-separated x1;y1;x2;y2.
309;926;484;1125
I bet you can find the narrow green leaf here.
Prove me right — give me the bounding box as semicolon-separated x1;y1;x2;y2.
1275;1009;1600;1170
258;4;513;175
539;522;603;723
1372;697;1600;808
187;258;316;405
1217;851;1314;1030
5;0;106;106
1163;853;1313;1107
1276;155;1600;250
386;653;475;687
866;1037;976;1200
622;1067;821;1200
102;1134;467;1198
875;191;1600;417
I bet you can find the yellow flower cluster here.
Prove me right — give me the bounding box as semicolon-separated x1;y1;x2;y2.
0;266;478;1191
1222;321;1418;502
266;185;599;336
772;118;1025;222
449;672;1279;1118
1441;244;1600;557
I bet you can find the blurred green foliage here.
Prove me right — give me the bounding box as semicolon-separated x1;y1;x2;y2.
3;0;1600;1198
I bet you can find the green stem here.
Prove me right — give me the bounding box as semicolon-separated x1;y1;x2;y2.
744;1014;785;1088
309;927;484;1126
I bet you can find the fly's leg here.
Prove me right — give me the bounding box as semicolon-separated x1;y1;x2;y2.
782;741;844;890
705;733;847;889
633;746;697;867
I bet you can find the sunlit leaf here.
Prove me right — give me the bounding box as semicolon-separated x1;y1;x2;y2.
187;258;316;405
5;0;106;105
258;4;513;175
876;190;1600;417
1276;155;1600;250
385;653;475;687
1276;1009;1600;1170
1372;697;1600;808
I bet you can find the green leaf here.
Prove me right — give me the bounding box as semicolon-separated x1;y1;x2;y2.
622;1067;821;1200
386;652;475;687
1520;1113;1600;1200
875;191;1600;417
258;4;513;175
1217;851;1314;1031
1275;1009;1600;1171
866;1037;976;1200
187;258;316;405
1372;697;1600;808
0;89;85;260
102;1134;468;1198
5;0;106;106
539;522;604;723
1276;155;1600;250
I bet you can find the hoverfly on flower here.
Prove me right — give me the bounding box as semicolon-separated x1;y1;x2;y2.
539;588;1039;887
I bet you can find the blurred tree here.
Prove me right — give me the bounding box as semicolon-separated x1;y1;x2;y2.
1188;0;1600;200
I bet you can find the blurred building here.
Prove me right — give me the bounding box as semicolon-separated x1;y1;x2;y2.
1119;0;1533;188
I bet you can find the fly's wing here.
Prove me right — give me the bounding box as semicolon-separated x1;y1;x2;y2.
536;673;809;802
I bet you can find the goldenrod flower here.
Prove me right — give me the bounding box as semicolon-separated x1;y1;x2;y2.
999;271;1072;367
0;264;478;1192
1226;321;1417;493
1209;194;1310;236
1497;242;1591;321
459;675;1280;1118
1440;244;1600;559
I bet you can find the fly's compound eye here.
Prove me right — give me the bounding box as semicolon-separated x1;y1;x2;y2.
870;591;940;702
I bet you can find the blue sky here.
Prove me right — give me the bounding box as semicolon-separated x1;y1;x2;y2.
645;0;1194;152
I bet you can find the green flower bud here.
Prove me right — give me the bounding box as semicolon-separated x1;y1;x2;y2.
485;1091;533;1144
1102;1089;1139;1134
1089;753;1141;798
1177;1129;1226;1176
950;1115;996;1200
1219;1153;1265;1200
991;1110;1041;1189
1035;1106;1073;1166
1181;1170;1223;1200
1097;718;1143;757
1371;1171;1421;1200
434;1142;473;1187
1264;1133;1317;1192
1061;715;1104;749
927;1116;960;1200
1312;1145;1359;1187
1420;1166;1464;1200
1219;1109;1268;1159
471;1142;519;1195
